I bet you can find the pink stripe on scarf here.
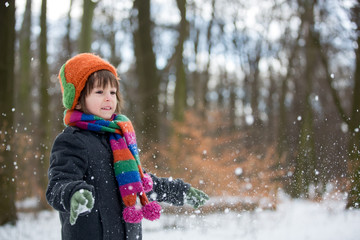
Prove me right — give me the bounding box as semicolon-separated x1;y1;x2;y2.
110;138;128;150
69;110;83;122
120;182;143;196
76;122;89;129
124;132;136;145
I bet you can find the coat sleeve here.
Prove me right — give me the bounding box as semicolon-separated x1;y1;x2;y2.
148;174;190;206
46;129;94;213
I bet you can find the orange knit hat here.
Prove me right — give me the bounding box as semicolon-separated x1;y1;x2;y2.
58;53;118;110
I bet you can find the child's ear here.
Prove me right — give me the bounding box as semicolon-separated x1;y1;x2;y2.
75;103;81;110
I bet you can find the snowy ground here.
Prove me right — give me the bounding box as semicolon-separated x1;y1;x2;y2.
1;195;360;240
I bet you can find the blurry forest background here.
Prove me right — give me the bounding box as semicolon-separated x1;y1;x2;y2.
0;0;360;226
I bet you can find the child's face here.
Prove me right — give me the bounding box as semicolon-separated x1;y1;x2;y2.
79;83;118;120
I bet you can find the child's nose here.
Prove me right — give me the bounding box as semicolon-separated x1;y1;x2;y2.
105;92;111;101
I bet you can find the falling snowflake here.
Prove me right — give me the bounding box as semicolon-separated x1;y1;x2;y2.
235;167;243;176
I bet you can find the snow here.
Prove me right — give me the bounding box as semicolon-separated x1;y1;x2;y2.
235;167;243;176
74;199;92;217
1;197;360;240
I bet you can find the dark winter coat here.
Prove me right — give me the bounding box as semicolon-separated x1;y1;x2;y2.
46;126;190;240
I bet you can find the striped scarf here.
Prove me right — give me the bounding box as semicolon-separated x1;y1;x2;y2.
64;110;161;223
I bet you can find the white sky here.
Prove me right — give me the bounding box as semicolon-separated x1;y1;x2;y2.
15;0;83;22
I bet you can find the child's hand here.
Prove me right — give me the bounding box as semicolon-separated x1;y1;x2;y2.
70;189;94;225
185;187;209;209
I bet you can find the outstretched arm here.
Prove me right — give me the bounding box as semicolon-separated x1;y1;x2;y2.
148;174;209;208
148;174;190;206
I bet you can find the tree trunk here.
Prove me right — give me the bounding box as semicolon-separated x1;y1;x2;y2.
346;0;360;209
64;0;73;57
37;0;51;209
192;28;202;111
201;0;216;117
173;0;188;121
250;41;262;128
291;0;318;198
277;75;288;158
133;0;160;147
0;0;17;225
277;24;302;160
79;0;96;53
18;0;32;123
228;81;237;131
267;67;276;143
317;0;360;208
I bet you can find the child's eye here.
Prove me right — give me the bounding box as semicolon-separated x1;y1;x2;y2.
95;90;103;94
111;91;117;95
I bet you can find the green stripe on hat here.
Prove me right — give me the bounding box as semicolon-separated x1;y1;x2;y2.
59;64;76;109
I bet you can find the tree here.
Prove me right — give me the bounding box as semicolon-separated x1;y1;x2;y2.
96;2;122;68
202;0;216;116
133;0;161;146
316;0;360;208
346;0;360;209
0;0;17;225
17;0;34;196
79;0;97;53
276;22;302;161
18;0;32;123
291;0;318;198
64;0;73;57
173;0;188;121
249;40;262;128
191;26;201;111
37;0;51;209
